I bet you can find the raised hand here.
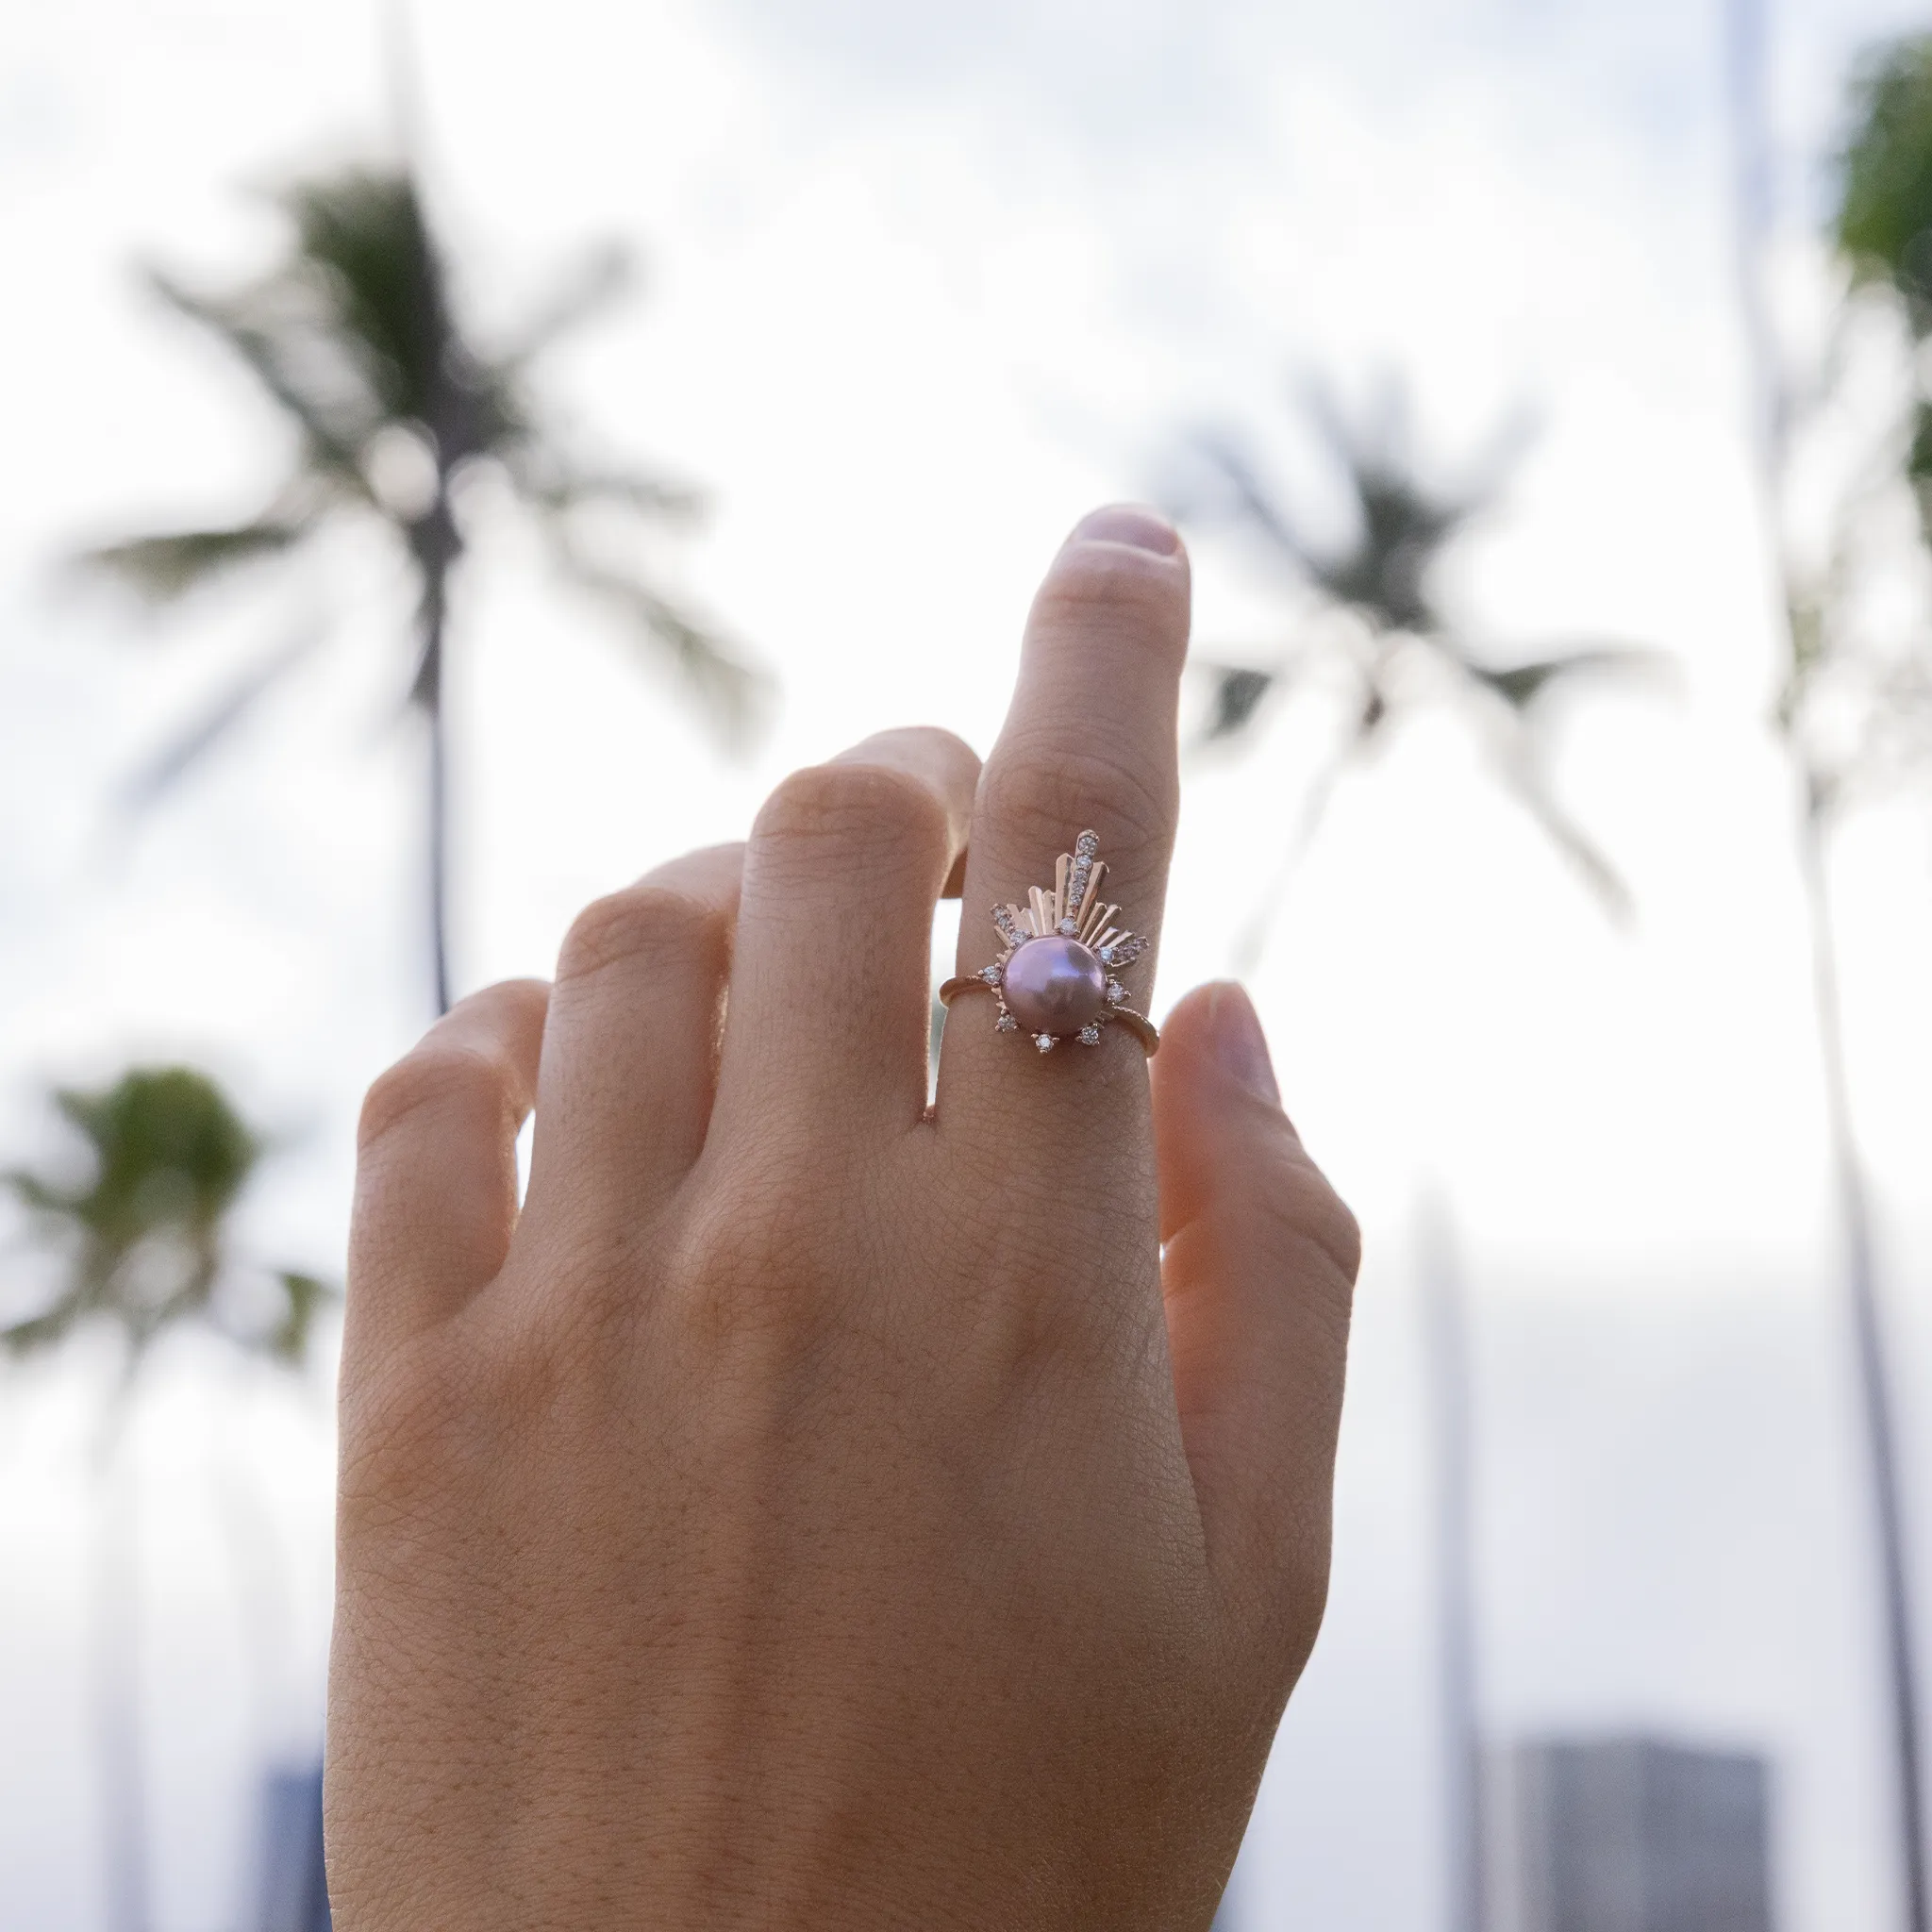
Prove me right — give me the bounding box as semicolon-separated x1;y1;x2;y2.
327;506;1358;1931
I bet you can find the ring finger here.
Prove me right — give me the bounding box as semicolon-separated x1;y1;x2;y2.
937;505;1191;1140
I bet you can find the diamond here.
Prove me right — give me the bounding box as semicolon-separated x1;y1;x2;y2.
1079;1024;1102;1045
1106;979;1126;1005
1058;919;1078;936
996;1013;1017;1032
979;964;1003;984
1098;944;1115;965
1034;1034;1056;1053
1074;831;1099;858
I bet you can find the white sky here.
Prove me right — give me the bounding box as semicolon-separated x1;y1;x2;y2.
4;1;1932;1927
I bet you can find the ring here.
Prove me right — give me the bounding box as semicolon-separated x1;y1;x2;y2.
939;830;1159;1056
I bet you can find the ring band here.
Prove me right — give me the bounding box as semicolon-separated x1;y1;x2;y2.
941;974;1159;1055
942;830;1158;1056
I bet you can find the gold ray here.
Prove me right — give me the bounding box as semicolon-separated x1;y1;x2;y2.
1096;926;1121;952
1073;862;1107;933
1079;891;1114;944
1029;886;1054;937
1055;854;1070;922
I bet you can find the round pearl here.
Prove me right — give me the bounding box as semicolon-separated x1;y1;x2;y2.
1001;937;1107;1035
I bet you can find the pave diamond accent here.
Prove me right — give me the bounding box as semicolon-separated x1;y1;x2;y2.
979;964;1003;984
996;1012;1017;1032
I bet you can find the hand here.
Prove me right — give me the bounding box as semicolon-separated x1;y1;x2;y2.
326;506;1359;1930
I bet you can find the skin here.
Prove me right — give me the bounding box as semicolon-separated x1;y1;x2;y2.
327;505;1360;1930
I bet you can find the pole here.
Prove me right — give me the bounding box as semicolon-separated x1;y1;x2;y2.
1422;1192;1485;1932
1799;804;1929;1932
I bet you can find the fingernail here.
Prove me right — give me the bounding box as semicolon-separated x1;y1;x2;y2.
1213;983;1280;1105
1066;504;1181;556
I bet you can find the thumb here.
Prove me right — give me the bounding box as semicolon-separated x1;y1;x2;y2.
1153;983;1359;1660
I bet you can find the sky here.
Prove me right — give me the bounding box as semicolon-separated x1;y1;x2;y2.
3;0;1932;1926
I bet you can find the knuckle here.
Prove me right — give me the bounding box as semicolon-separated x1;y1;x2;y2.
357;1042;514;1157
556;883;728;991
1270;1162;1362;1297
661;1183;847;1361
755;759;952;870
980;738;1174;865
1290;1168;1362;1285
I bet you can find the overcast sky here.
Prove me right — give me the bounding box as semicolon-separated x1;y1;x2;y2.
4;1;1932;1927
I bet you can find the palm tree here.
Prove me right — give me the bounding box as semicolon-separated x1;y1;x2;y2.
1727;17;1932;1932
84;163;763;1014
3;1066;330;1932
1184;384;1648;970
1179;383;1653;1932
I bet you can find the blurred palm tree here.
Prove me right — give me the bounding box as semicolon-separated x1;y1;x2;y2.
1180;383;1654;1932
84;164;762;1014
3;1067;330;1932
1184;384;1651;970
1729;17;1932;1932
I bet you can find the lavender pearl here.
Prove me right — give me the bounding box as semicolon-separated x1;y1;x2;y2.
1001;937;1107;1035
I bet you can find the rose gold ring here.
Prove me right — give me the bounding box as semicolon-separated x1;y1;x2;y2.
939;830;1158;1056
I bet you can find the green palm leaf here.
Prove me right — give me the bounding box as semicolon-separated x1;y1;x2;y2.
81;518;315;602
2;1069;330;1370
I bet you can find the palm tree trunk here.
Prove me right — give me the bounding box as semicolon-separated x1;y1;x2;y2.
1722;8;1928;1917
1422;1193;1485;1932
1799;800;1928;1932
406;168;464;1022
420;558;452;1019
92;1391;148;1932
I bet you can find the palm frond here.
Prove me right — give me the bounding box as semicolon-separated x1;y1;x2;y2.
1186;432;1315;571
2;1300;87;1357
78;516;314;604
516;461;705;524
267;1271;337;1365
118;620;327;813
1493;751;1633;920
1460;643;1667;713
1835;34;1932;317
501;243;633;368
1202;664;1279;741
557;543;769;747
5;1069;329;1372
275;168;438;407
148;271;379;485
4;1168;79;1216
1229;696;1382;973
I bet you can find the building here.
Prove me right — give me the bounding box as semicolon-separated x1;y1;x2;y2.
258;1764;332;1932
1498;1736;1774;1932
